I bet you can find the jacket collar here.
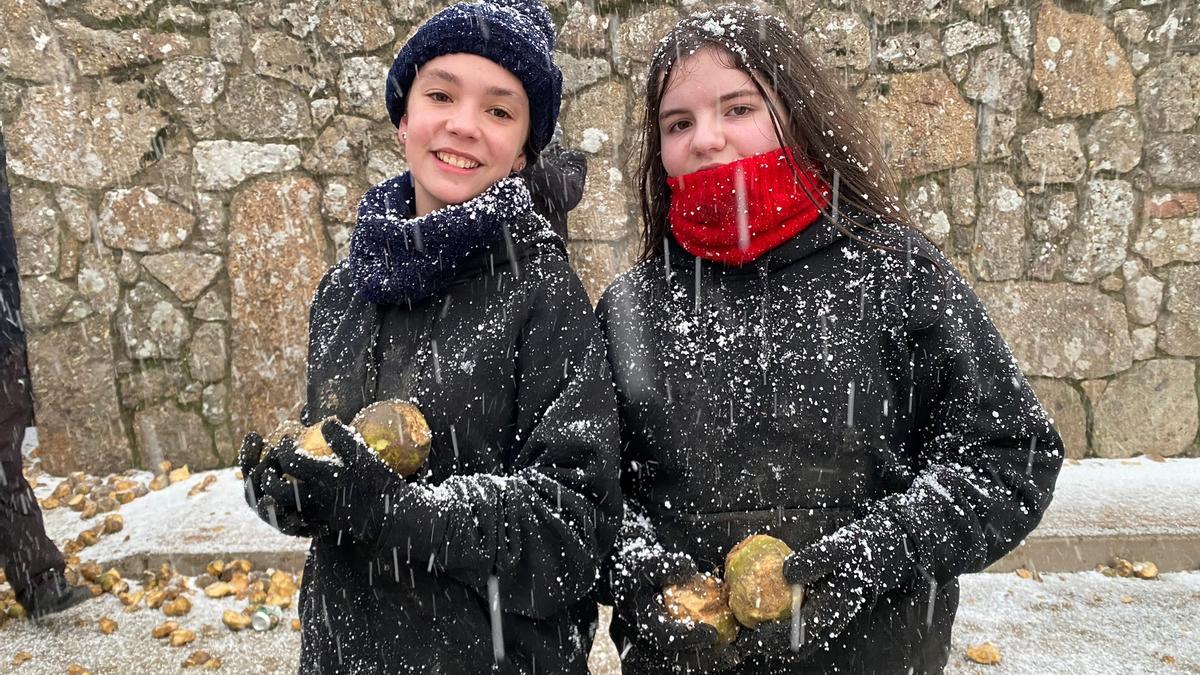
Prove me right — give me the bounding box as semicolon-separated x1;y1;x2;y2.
664;209;850;277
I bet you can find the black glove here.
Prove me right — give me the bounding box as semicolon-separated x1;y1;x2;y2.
275;419;405;543
739;512;913;659
239;433;320;537
612;545;724;654
733;618;795;659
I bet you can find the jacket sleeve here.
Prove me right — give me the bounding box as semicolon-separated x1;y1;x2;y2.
593;282;678;605
300;260;376;425
370;262;622;620
877;237;1064;585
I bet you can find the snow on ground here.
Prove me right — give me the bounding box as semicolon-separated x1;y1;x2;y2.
947;571;1200;674
2;575;303;674
31;468;309;575
1037;457;1200;538
3;571;1196;674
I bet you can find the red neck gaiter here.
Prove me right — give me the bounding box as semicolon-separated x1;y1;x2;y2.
667;148;830;266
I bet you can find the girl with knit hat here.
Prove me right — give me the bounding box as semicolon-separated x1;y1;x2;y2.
238;2;620;672
597;6;1063;673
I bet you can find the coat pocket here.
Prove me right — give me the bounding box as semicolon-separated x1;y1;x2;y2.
654;507;857;572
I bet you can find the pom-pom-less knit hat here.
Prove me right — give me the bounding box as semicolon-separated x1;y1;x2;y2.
385;0;562;159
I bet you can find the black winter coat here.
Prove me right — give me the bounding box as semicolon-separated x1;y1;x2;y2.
597;215;1063;674
297;196;621;673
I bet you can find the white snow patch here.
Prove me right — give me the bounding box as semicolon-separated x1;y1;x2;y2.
1036;457;1200;538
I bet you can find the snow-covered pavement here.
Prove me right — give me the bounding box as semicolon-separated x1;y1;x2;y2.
2;577;304;673
590;570;1200;675
2;570;1196;673
946;570;1198;673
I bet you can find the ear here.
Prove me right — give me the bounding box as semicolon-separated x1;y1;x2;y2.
512;150;527;173
397;115;409;144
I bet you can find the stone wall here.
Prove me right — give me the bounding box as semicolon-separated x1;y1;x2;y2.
2;0;1198;473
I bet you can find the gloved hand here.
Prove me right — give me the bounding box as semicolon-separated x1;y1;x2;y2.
612;546;724;654
275;419;405;543
238;432;320;537
739;512;913;659
733;618;794;659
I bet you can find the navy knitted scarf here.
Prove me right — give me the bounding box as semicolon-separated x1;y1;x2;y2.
349;173;533;305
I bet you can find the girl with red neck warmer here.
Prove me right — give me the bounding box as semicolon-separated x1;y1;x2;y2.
597;6;1063;674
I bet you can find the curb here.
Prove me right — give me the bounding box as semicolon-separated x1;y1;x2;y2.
96;531;1200;579
989;533;1200;574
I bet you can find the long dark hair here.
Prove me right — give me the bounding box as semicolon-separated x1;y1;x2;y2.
635;5;916;261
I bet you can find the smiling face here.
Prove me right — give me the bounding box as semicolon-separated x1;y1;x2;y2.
399;53;530;216
657;46;786;178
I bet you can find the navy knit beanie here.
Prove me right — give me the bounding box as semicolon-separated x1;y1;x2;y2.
385;0;562;159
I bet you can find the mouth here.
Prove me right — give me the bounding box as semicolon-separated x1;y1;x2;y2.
434;150;482;170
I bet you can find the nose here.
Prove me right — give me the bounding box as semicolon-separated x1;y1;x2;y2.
689;116;725;156
444;107;481;140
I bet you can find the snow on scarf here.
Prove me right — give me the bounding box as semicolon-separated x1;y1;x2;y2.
349;173;532;305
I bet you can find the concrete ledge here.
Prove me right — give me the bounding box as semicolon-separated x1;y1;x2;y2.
990;533;1200;573
100;531;1200;578
37;467;310;576
103;549;309;577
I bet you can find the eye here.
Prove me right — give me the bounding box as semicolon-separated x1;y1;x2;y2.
488;107;513;120
428;91;451;103
728;105;753;116
666;119;691;134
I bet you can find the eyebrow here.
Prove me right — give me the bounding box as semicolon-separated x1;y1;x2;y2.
422;68;459;85
419;68;520;99
485;86;520;99
659;89;761;119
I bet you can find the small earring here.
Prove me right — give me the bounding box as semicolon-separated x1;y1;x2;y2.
401;132;407;142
